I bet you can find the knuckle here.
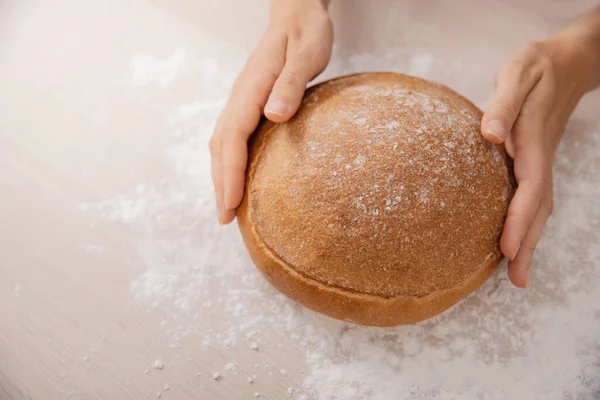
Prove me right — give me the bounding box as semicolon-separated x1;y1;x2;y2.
285;45;330;84
220;104;261;135
509;210;534;226
288;25;303;43
500;41;552;82
522;41;550;63
499;99;521;118
530;182;546;201
524;41;554;74
527;183;549;208
281;70;299;87
291;40;317;59
537;57;555;78
217;124;242;141
276;70;302;92
538;172;552;190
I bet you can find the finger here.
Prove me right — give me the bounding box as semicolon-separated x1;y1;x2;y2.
500;148;549;260
221;127;249;211
218;33;287;213
265;35;331;122
507;242;533;289
265;58;313;122
504;133;516;159
229;34;285;108
481;58;542;143
219;93;267;212
508;191;553;288
209;136;235;224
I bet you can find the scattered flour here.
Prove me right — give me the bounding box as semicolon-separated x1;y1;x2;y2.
353;155;366;168
129;48;188;86
79;49;600;399
153;359;164;370
224;362;236;372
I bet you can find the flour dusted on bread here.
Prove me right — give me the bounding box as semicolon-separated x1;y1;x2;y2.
238;73;514;326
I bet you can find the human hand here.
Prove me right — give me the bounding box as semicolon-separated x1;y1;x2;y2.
209;0;333;225
481;19;600;288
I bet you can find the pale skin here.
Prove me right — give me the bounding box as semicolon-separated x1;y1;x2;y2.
209;1;600;288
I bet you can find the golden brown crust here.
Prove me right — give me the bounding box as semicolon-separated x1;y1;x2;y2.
238;203;503;326
238;72;514;326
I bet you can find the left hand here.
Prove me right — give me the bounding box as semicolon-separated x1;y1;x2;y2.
480;36;594;288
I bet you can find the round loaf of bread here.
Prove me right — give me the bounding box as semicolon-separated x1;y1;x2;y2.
238;73;514;326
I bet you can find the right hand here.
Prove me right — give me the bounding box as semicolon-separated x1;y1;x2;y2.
209;0;333;224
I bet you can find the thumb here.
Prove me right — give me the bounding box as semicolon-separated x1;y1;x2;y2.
264;57;322;123
481;64;540;144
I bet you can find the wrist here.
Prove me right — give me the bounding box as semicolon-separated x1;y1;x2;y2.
271;0;329;16
269;0;331;30
554;8;600;92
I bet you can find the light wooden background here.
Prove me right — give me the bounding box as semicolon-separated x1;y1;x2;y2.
1;1;599;399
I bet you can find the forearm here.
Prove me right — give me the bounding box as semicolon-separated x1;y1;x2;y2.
555;7;600;92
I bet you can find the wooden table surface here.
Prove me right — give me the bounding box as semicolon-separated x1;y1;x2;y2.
1;1;599;399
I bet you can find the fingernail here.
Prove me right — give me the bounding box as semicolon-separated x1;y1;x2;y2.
264;98;290;117
511;242;521;260
224;190;235;211
487;119;507;141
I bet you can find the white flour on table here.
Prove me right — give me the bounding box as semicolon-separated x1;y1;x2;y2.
81;48;600;399
128;48;189;87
